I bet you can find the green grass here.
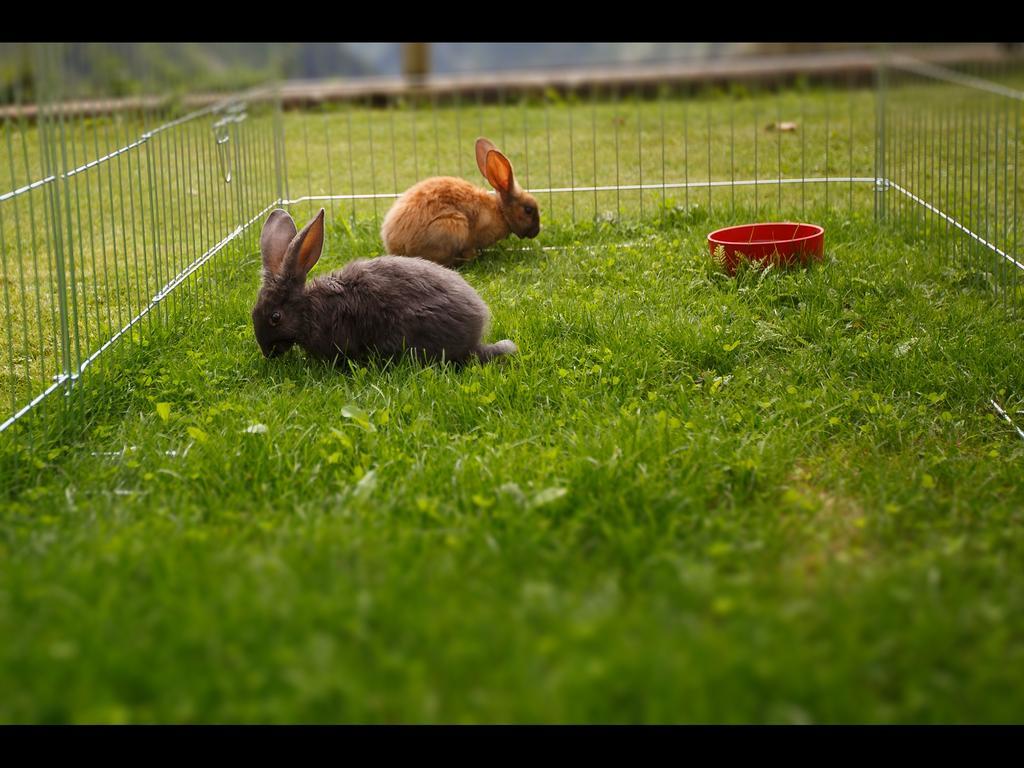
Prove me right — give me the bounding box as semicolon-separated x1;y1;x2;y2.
2;206;1024;722
2;79;1024;722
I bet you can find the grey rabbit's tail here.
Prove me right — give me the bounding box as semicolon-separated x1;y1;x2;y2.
473;339;518;363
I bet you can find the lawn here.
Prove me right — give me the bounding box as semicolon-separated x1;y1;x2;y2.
2;81;1024;723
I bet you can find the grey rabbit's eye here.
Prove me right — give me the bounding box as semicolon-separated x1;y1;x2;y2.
270;311;282;326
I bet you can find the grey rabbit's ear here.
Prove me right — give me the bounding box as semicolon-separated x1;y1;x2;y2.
475;137;499;180
282;208;326;281
260;209;298;278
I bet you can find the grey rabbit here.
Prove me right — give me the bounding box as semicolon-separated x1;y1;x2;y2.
252;207;517;366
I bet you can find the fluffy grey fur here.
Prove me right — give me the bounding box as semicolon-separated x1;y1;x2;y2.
252;208;517;366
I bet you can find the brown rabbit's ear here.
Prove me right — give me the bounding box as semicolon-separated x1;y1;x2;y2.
283;208;325;280
475;137;499;180
260;209;298;277
484;149;515;196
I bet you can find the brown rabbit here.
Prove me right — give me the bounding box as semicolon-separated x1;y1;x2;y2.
252;208;517;366
380;137;541;268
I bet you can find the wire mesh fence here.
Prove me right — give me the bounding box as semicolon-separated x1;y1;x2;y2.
0;44;278;434
879;55;1023;308
1;43;1022;437
277;78;878;232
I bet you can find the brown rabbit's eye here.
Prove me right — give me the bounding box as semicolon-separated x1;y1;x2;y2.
523;205;535;216
270;311;282;326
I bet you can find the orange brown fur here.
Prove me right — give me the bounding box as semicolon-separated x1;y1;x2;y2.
381;177;510;267
381;138;541;268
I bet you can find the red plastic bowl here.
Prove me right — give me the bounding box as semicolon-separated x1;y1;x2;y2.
707;222;824;274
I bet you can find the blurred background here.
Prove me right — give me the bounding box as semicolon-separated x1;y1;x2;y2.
2;43;1019;101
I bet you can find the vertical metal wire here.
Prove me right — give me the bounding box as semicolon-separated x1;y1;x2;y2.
753;81;759;215
37;47;75;394
130;79;154;337
101;104;125;338
0;127;14;417
803;78;809;217
659;84;666;222
705;88;711;213
241;99;260;255
431;92;440;178
925;82;933;239
943;93;951;267
973;93;982;274
635;88;643;220
72;95;99;364
776;86;782;212
875;56;886;223
5;76;34;403
568;86;576;225
227;104;244;294
185;107;202;309
172;85;192;318
411;93;419;182
1000;88;1009;307
113;103;139;339
201;105;220;303
848;69;854;216
995;92;1004;304
142;60;169;325
227;113;244;288
170;79;191;322
968;93;977;272
2;54;25;423
454;90;463;179
475;89;484;147
347;98;357;224
67;94;92;363
59;59;84;398
545;88;554;217
729;87;735;216
911;87;919;240
389;95;399;199
200;99;220;311
893;74;900;229
280;99;291;208
823;76;831;211
613;84;620;218
898;86;906;230
1014;98;1020;312
683;90;689;212
163;100;183;320
522;89;532;194
927;93;934;242
959;96;967;268
32;51;61;392
894;82;902;230
499;86;507;151
271;93;284;208
265;96;278;211
983;93;992;285
55;44;84;408
367;95;379;227
323;103;336;222
592;84;598;219
302;106;313;222
146;101;169;323
183;104;201;318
